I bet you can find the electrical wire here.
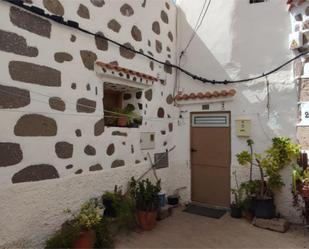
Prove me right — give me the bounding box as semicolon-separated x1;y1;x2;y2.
2;0;306;85
180;0;208;57
181;0;212;57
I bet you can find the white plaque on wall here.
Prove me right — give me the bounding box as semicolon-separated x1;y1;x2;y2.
298;102;309;126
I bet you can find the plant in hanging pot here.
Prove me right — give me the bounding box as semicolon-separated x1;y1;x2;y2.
129;177;161;231
71;201;102;249
237;137;300;219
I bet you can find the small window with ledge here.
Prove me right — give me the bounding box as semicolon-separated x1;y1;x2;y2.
95;61;157;128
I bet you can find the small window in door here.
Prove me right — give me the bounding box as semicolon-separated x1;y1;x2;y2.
192;113;230;127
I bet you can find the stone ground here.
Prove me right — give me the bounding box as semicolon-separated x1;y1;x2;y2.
115;208;309;248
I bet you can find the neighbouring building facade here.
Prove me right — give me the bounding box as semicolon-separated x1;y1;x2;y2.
0;0;307;247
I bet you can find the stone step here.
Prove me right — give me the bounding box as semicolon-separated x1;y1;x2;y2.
252;218;290;233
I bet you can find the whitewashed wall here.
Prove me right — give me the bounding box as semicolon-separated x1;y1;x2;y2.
0;0;189;247
176;0;301;222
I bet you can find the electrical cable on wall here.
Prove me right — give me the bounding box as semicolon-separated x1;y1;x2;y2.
2;0;307;85
180;0;212;57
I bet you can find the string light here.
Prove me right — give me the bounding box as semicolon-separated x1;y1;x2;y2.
2;0;306;85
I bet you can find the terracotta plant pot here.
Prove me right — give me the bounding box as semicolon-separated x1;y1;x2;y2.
73;230;96;249
136;210;158;231
118;117;128;127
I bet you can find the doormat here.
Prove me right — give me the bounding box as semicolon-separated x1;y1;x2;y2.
183;204;226;219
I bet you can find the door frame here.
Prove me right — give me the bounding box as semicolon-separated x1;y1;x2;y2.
190;111;232;208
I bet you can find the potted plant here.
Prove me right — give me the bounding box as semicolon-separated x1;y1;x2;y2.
230;171;243;218
129;177;161;231
114;104;136;127
237;137;300;219
239;180;259;221
102;186;122;218
70;201;102;249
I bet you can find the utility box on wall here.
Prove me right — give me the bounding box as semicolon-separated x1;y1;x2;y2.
140;132;155;150
236;119;251;137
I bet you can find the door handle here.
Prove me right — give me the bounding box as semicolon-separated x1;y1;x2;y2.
191;148;198;153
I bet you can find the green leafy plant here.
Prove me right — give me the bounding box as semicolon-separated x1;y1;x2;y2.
113;104;142;127
236;137;300;200
45;220;80;249
64;201;102;231
231;171;244;208
94;220;115;249
102;186;136;231
45;201;102;249
129;177;161;211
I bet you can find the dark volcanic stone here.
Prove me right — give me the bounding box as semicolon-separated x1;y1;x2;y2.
152;21;160;35
131;25;142;41
49;97;65;111
0;84;30;109
75;169;83;174
10;6;51;38
0;30;38;57
12;164;59;183
161;10;169;24
90;0;105;7
75;129;82;137
80;50;97;70
70;35;76;42
106;144;115;156
111;160;125;168
43;0;64;16
136;91;142;99
66;164;73;169
55;141;73;159
14;114;57;136
169;122;173;132
77;4;90;19
164;60;172;74
54;52;73;63
120;3;134;16
168;31;174;42
95;32;108;51
156;40;162;53
149;61;154;70
166;94;173;105
9;61;61;87
89;164;103;171
120;42;135;59
76;98;96;113
112;131;127;137
157;107;165;118
0;142;23;167
84;145;96;156
145;89;153;101
94;118;105;136
108;19;121;33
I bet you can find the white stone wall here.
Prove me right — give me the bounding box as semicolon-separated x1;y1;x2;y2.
0;0;187;247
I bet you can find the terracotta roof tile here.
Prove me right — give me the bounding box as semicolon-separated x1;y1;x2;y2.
175;89;236;101
96;61;158;81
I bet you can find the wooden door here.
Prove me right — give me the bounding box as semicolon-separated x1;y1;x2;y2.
191;112;231;208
